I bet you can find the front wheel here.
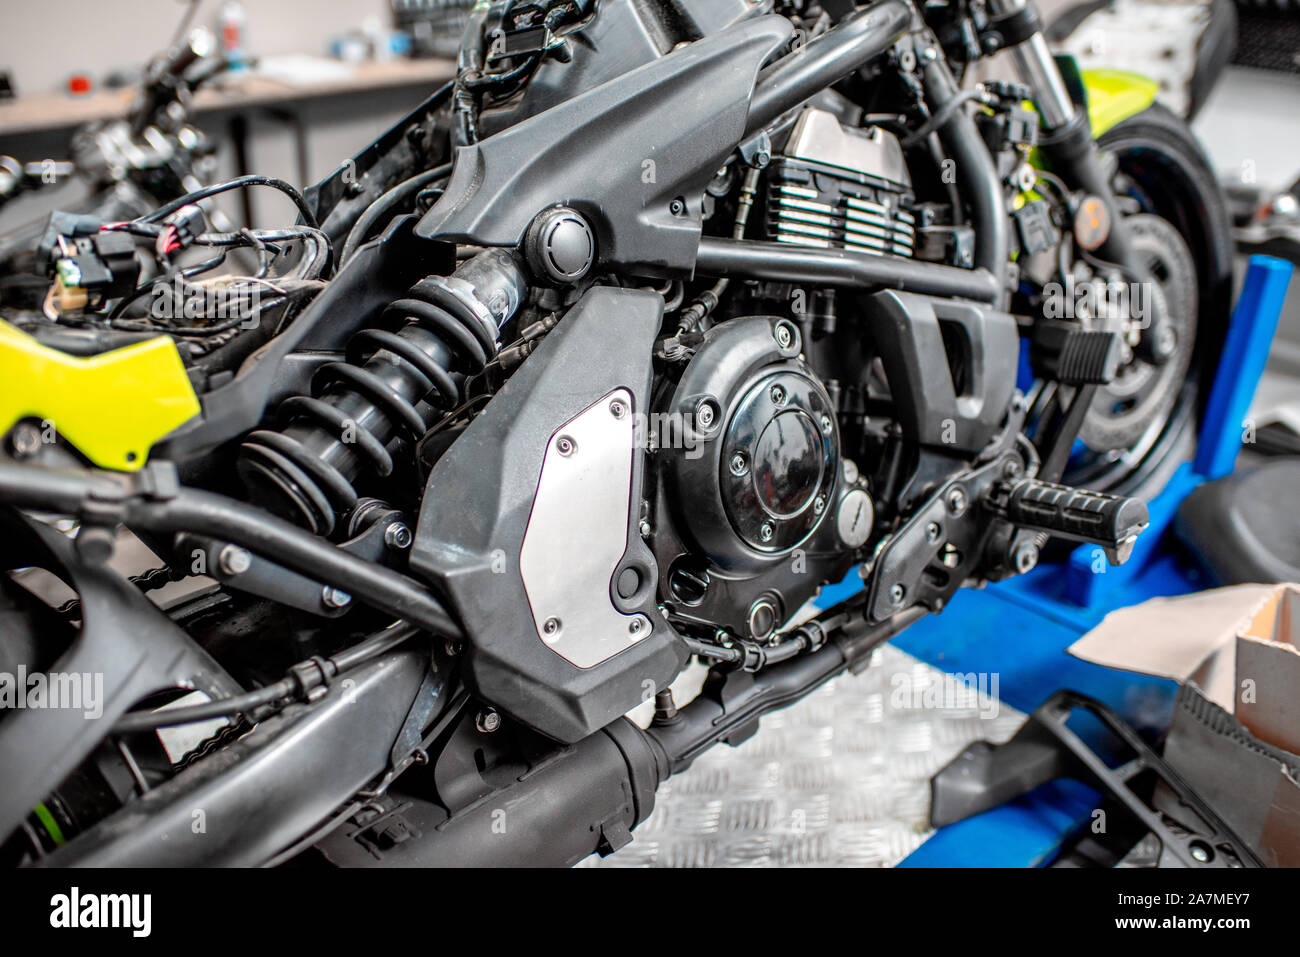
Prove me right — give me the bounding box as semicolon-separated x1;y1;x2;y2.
1061;103;1235;499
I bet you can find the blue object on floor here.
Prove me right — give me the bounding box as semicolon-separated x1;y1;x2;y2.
813;255;1294;867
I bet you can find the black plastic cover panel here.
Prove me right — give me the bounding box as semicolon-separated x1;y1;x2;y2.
416;17;793;276
410;286;685;743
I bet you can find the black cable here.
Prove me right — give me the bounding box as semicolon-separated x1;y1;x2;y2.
142;175;319;230
112;620;420;733
339;164;451;265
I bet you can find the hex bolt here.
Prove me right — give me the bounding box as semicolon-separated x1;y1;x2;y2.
669;198;685;216
322;586;352;609
1014;543;1040;574
730;452;749;476
820;414;833;436
695;398;717;430
759;522;775;543
890;584;906;605
384;522;413;550
925;522;941;543
638;519;652;539
813;495;826;515
774;322;793;348
476;709;502;733
609;399;627;419
770;384;787;406
556;435;576;456
219;544;253;576
946;487;968;516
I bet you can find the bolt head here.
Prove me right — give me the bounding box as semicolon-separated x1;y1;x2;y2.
890;584;906;604
219;545;252;576
542;617;562;638
759;522;775;543
384;523;413;550
729;452;749;476
322;586;352;609
820;414;833;436
775;322;793;348
556;435;576;456
946;488;968;516
476;709;502;733
926;522;941;543
769;385;787;406
609;399;627;419
813;495;825;515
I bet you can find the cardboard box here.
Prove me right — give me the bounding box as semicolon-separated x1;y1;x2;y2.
1068;583;1300;866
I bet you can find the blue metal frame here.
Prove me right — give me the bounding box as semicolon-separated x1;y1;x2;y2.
813;255;1294;866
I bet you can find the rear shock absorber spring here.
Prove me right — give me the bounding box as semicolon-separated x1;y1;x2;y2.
238;248;527;536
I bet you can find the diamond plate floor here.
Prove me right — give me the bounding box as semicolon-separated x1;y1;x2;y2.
582;644;1025;868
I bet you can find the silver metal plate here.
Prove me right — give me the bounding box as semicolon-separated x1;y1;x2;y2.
519;388;651;669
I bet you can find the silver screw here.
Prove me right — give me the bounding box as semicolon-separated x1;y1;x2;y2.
759;522;775;543
695;399;716;430
628;617;646;636
813;495;825;515
926;522;941;543
638;519;652;538
384;522;412;550
770;385;787;406
322;586;352;609
1014;543;1040;574
775;322;793;348
609;399;627;419
542;617;562;639
476;709;502;733
1189;843;1211;863
9;422;42;457
729;452;748;476
946;488;968;516
820;414;833;436
890;584;906;604
219;545;252;576
556;435;576;456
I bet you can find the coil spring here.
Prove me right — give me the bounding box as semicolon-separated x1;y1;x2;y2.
238;250;526;536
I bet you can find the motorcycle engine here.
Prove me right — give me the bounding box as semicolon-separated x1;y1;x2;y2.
651;108;917;642
651;316;872;642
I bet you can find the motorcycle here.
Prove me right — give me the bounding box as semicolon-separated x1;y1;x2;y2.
0;0;1232;866
0;26;231;312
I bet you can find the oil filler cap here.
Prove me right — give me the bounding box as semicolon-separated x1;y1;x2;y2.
526;206;595;284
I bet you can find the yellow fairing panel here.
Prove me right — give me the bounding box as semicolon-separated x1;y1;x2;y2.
0;319;199;472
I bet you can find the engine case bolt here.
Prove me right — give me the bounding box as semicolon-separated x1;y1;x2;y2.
384;522;413;550
219;544;253;576
770;384;787;406
946;488;968;516
774;322;793;348
759;521;775;543
820;414;833;436
322;586;352;609
926;522;941;543
813;495;826;515
729;452;749;476
476;709;502;733
695;397;718;431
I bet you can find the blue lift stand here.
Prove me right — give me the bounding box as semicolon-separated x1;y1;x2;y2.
812;255;1294;867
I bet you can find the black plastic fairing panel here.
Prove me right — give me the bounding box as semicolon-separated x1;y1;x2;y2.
866;290;1019;455
409;286;686;743
415;17;793;277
